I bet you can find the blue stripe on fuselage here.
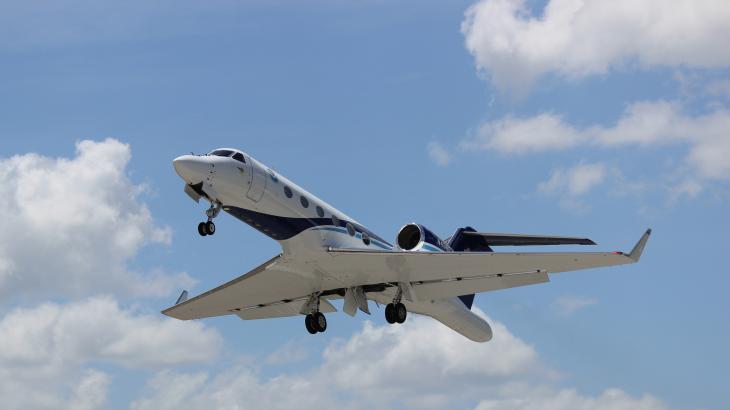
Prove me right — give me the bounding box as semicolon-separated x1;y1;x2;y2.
310;226;391;250
421;243;442;252
224;206;392;246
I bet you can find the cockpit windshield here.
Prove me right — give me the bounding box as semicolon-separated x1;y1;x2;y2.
209;149;234;157
232;152;245;163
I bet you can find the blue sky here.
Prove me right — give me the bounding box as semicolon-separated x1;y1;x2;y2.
1;0;728;409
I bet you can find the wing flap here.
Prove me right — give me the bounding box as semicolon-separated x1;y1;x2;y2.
413;270;549;301
322;249;634;286
234;298;337;320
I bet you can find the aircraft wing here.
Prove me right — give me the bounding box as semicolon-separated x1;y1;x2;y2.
322;229;651;301
162;255;338;320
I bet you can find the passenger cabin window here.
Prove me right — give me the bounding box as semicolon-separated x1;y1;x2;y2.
284;186;293;198
316;206;325;218
232;152;245;163
210;149;234;157
300;196;309;208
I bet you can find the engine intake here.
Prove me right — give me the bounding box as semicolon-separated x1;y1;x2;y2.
396;223;449;252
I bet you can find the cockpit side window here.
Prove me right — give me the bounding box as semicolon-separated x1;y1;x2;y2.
210;149;234;157
232;152;245;163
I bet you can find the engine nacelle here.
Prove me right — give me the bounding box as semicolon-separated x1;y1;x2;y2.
396;223;450;252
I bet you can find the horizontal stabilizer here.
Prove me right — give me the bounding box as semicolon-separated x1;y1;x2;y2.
463;231;595;246
175;290;189;305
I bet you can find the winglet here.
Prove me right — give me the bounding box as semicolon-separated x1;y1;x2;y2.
175;290;189;305
628;229;652;262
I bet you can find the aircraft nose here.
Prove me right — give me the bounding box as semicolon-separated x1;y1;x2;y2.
173;155;210;184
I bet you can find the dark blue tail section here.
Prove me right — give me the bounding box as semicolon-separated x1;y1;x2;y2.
449;226;486;311
458;294;475;310
448;226;493;252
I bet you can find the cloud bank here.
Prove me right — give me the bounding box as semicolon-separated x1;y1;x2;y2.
462;0;730;95
0;296;221;409
134;312;664;410
0;138;193;299
454;100;730;196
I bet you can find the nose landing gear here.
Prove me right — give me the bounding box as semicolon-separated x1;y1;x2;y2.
198;201;221;236
198;221;216;236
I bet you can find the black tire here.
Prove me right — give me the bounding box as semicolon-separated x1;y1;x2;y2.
205;221;216;235
313;312;327;332
395;303;407;324
385;303;396;324
305;314;317;334
198;222;208;236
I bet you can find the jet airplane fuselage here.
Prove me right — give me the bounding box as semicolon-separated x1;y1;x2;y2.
172;148;493;341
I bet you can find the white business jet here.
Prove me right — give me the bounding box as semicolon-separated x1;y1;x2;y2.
163;148;650;342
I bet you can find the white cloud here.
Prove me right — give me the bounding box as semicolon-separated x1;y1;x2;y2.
458;100;730;195
319;310;546;404
133;312;664;410
553;296;598;316
591;101;730;182
538;162;608;212
265;341;310;366
427;141;453;166
0;138;193;299
132;366;347;410
460;113;584;154
462;0;730;95
68;370;111;410
668;178;703;200
0;296;221;369
475;388;665;410
0;296;221;410
539;162;607;197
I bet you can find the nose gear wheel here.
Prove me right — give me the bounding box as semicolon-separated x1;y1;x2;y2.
198;201;221;236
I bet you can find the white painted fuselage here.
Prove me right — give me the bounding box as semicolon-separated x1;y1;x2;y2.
173;149;492;342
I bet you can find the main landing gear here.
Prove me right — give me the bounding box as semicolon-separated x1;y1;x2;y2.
385;302;407;324
305;312;327;334
302;293;328;335
385;286;407;324
198;201;221;236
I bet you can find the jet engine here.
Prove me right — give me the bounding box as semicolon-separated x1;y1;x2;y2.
396;223;450;252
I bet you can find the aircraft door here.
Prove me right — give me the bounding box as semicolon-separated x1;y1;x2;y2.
246;157;267;202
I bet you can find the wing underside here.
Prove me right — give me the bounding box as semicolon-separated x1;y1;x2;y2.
163;230;650;320
321;229;650;300
162;255;330;320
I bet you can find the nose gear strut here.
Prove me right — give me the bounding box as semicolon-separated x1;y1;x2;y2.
198;201;222;236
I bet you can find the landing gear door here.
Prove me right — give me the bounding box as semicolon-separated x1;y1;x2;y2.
246;156;267;202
